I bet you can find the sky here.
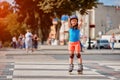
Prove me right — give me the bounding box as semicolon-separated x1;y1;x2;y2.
0;0;120;6
99;0;120;6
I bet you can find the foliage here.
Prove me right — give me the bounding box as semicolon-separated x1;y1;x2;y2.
6;13;27;36
14;0;98;40
37;0;98;15
0;19;11;42
0;1;13;42
0;0;98;42
0;1;13;18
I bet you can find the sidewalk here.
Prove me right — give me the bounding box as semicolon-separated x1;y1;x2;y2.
39;45;120;55
0;45;120;55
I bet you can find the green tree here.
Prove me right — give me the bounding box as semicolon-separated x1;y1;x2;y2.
38;0;98;15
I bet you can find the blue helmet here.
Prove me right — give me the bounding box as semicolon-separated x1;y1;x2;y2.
70;15;78;21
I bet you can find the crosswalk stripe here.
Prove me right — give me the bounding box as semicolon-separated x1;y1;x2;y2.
13;63;110;80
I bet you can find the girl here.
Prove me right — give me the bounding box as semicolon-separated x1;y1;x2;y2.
68;15;83;74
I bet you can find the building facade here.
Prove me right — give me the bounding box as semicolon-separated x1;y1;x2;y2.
79;3;120;40
95;3;120;36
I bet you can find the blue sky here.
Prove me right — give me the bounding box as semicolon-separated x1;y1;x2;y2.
99;0;120;6
1;0;120;6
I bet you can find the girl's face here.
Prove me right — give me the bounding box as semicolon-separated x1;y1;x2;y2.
70;19;78;27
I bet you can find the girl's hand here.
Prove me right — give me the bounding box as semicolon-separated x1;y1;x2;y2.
78;18;83;29
68;18;71;28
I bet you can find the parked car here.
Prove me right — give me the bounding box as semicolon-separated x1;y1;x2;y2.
102;35;120;48
93;39;111;49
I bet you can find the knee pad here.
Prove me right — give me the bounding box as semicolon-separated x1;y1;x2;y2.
76;53;81;58
70;54;74;59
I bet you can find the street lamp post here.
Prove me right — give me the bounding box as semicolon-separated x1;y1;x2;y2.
87;24;95;49
88;24;92;49
88;37;92;49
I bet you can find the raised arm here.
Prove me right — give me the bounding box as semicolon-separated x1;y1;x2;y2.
68;18;71;28
78;18;83;29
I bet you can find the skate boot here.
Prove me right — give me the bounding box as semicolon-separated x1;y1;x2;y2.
77;64;83;74
69;64;74;74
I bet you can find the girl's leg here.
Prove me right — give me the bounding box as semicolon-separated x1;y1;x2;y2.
68;42;75;72
77;53;82;64
69;51;74;64
76;41;82;64
76;41;83;73
69;51;74;72
76;52;83;73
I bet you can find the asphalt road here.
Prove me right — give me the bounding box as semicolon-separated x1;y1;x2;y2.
0;48;120;80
